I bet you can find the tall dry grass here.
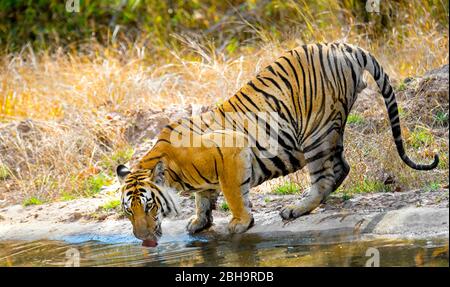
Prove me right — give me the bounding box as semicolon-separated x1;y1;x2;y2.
0;2;448;204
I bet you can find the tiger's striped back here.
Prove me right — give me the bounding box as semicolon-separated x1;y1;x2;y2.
138;43;438;180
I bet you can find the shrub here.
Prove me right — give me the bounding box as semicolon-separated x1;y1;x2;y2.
347;113;365;125
273;182;301;195
102;199;121;210
23;197;44;206
220;202;229;212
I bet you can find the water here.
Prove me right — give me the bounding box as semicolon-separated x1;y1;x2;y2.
0;233;448;267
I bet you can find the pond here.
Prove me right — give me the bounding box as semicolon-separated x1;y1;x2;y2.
0;232;448;267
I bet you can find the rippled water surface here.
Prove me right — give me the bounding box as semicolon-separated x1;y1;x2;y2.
1;234;448;267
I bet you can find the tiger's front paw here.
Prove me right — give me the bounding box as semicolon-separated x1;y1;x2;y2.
279;204;309;220
186;216;212;234
227;215;254;234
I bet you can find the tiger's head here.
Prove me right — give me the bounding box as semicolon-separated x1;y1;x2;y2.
116;162;178;246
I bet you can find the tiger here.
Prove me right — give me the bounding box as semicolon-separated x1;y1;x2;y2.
116;42;439;245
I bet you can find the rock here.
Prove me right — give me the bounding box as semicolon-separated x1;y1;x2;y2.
124;109;168;144
424;64;449;79
96;214;108;221
70;212;82;222
416;70;449;99
125;104;211;146
371;207;449;237
396;64;449;127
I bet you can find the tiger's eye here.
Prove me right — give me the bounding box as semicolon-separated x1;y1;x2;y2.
145;202;154;213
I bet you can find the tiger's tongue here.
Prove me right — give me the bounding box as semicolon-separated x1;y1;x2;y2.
142;239;158;247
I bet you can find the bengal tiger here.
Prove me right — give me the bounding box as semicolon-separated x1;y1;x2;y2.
116;43;439;246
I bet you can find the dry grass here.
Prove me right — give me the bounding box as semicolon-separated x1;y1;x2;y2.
0;5;448;204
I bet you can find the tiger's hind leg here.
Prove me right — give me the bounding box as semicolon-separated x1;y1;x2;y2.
332;139;350;192
280;157;336;219
186;190;219;234
280;132;339;220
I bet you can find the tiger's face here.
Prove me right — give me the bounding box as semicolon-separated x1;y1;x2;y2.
116;163;177;245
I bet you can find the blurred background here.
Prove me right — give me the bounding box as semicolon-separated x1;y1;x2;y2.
0;0;448;206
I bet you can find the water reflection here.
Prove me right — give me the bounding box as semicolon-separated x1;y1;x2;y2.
0;233;448;267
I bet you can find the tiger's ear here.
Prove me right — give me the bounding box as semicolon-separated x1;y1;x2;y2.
116;164;131;183
151;161;165;186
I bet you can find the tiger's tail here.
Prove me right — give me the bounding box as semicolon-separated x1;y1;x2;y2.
359;48;439;170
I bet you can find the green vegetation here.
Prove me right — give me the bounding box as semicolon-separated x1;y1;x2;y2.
347;113;365;125
102;199;121;211
398;106;407;118
434;110;449;126
0;164;9;180
60;192;76;201
396;81;407;92
339;179;392;194
273;182;301;195
341;193;353;201
23;197;44;206
264;197;271;203
100;147;134;174
220;202;229;212
424;181;441;192
408;127;435;149
1;0;447;55
437;153;448;170
83;173;111;197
